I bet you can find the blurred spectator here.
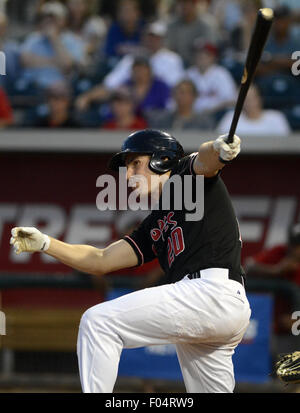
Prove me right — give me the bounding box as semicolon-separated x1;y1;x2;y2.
0;12;21;93
257;5;300;78
209;0;243;36
166;0;219;67
0;86;13;127
100;0;159;23
103;21;185;89
245;223;300;333
20;1;86;90
76;55;171;116
217;84;291;136
102;88;147;130
186;41;237;115
228;0;262;54
75;21;184;112
23;81;79;128
103;0;145;67
147;79;214;130
66;0;107;61
124;56;171;115
218;1;262;84
246;223;300;283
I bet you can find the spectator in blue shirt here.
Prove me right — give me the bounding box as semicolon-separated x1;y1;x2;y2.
257;5;300;77
0;12;21;93
124;56;171;115
20;1;86;90
104;0;145;68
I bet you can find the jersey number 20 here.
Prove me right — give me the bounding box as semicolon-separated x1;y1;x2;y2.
167;227;185;267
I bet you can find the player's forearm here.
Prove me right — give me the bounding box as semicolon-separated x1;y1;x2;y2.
45;237;105;276
194;135;241;176
194;141;225;177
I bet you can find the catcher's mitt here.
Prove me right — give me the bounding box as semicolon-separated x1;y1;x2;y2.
276;351;300;384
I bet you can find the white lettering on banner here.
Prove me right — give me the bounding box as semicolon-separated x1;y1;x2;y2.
2;196;300;265
10;205;66;263
232;197;271;242
264;198;297;248
65;206;114;247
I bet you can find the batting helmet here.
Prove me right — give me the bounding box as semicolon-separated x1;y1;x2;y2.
109;129;184;174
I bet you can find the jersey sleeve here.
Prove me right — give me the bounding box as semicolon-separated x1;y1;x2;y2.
181;152;221;182
123;216;156;266
172;153;198;177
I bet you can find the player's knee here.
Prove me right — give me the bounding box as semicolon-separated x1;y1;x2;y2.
79;303;109;334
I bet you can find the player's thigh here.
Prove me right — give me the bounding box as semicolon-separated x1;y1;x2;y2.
167;278;250;343
79;283;182;347
176;342;235;393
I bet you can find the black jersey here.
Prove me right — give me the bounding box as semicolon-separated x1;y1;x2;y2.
123;153;244;284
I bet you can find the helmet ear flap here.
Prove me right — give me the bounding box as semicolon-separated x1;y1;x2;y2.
149;151;180;174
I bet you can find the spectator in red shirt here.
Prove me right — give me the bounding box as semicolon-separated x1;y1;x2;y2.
102;88;147;130
0;86;13;127
246;223;300;333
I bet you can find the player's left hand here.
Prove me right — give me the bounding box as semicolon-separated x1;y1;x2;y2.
213;134;241;162
10;227;50;254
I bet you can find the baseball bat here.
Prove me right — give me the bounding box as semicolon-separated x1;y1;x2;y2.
225;8;274;146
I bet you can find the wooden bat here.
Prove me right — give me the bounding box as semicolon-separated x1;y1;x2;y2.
225;8;274;146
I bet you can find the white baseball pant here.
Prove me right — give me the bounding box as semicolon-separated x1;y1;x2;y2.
77;268;251;393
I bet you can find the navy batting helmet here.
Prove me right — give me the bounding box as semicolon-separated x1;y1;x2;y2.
109;129;184;174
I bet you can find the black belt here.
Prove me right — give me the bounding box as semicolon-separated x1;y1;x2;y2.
187;270;245;287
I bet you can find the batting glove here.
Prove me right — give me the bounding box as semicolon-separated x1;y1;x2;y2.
10;227;50;254
213;134;241;162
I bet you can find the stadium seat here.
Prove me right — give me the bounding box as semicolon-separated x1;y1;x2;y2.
219;58;244;85
283;105;300;131
256;74;300;110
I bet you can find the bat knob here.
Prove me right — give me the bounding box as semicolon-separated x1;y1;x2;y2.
260;8;274;21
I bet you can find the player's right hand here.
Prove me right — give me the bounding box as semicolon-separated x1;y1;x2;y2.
10;227;50;254
213;134;241;162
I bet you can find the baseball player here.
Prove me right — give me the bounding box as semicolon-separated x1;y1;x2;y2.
10;129;251;393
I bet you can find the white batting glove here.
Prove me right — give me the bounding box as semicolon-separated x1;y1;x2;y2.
10;227;50;254
213;134;241;162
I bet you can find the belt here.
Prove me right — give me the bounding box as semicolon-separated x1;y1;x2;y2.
187;268;245;287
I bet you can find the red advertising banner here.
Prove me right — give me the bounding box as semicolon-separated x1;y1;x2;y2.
0;152;299;274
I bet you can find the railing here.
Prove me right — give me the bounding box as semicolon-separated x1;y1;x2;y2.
0;129;300;153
